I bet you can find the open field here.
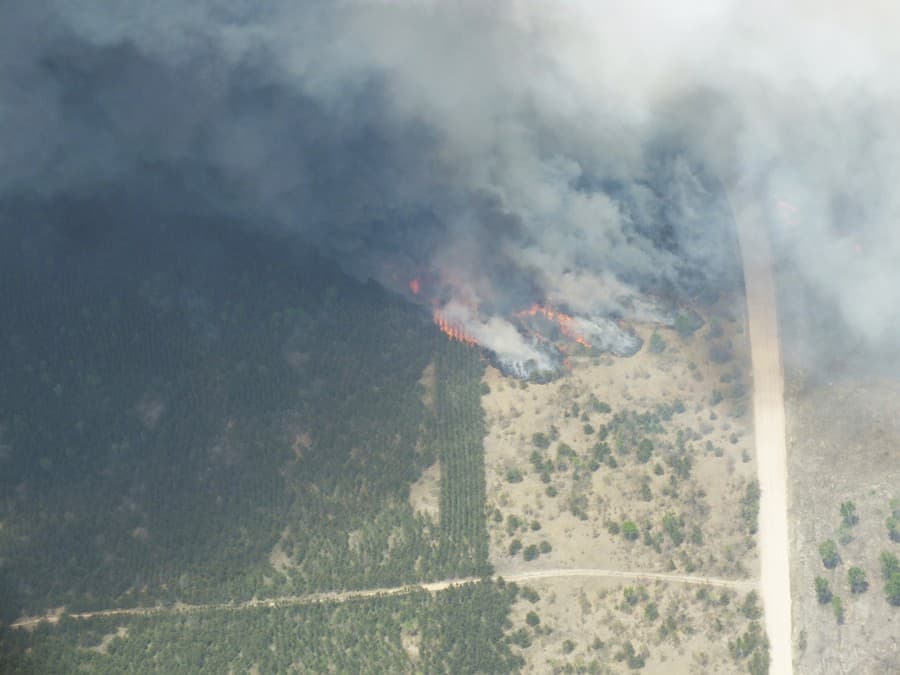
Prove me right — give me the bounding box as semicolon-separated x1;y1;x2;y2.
786;373;900;674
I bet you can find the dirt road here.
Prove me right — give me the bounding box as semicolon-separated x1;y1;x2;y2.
9;568;754;630
734;196;793;675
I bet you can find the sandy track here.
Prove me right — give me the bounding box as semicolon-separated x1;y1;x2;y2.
500;568;755;591
9;568;754;629
734;196;793;675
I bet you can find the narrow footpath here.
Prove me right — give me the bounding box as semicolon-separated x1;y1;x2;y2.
9;567;755;630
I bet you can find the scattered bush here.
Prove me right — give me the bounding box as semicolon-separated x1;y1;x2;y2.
831;596;844;624
885;572;900;606
887;516;900;543
636;438;654;463
819;540;840;569
675;312;703;338
840;501;859;527
880;551;900;579
662;512;685;547
521;587;540;603
505;468;524;483
848;567;868;594
741;591;762;620
622;521;639;541
589;396;611;414
814;577;832;604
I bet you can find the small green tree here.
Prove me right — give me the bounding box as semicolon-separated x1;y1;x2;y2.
526;611;540;627
848;567;869;594
840;501;859;527
622;520;639;541
636;438;654;463
523;544;540;561
819;539;840;569
538;540;552;554
880;551;900;579
662;512;684;546
886;516;900;543
814;577;832;604
509;539;523;556
885;572;900;606
741;591;762;620
649;332;666;353
831;596;844;624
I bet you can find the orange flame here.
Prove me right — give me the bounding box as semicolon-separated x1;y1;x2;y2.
518;304;591;348
408;278;421;294
433;311;478;346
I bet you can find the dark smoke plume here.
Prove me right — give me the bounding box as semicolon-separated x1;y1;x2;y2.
2;2;899;370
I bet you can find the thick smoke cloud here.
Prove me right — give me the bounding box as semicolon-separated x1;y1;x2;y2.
2;2;899;368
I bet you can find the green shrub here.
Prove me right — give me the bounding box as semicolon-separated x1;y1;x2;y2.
887;516;900;543
814;577;832;604
505;467;524;483
622;521;639;541
880;551;900;579
840;501;859;527
831;596;844;624
848;567;868;594
819;540;840;569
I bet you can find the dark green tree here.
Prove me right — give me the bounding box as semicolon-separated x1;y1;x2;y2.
814;577;832;604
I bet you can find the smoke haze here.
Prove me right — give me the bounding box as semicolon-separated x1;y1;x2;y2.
3;1;899;369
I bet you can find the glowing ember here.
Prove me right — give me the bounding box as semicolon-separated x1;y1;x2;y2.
433;311;478;346
518;303;591;348
408;278;421;294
